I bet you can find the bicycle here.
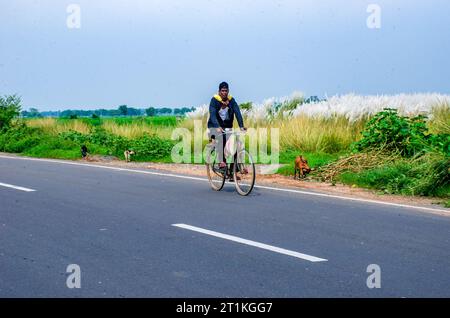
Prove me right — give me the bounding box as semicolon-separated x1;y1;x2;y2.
205;129;256;196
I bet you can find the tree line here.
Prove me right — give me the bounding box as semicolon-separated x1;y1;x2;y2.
20;105;195;118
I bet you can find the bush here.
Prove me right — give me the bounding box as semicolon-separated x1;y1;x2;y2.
130;134;173;159
59;130;89;144
23;137;81;159
0;123;41;153
58;127;173;160
0;95;21;130
429;133;450;156
352;108;430;157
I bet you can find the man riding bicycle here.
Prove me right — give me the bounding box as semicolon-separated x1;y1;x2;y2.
207;81;246;181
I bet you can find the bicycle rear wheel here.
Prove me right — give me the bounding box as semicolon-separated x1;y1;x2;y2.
206;145;226;191
233;149;255;196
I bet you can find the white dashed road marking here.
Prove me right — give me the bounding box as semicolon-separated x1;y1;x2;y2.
172;223;328;262
0;182;36;192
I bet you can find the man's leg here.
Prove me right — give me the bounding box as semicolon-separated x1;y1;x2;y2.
219;133;227;168
210;131;226;169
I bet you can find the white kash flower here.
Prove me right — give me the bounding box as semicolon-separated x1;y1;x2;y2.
186;93;449;124
292;93;450;122
186;104;208;120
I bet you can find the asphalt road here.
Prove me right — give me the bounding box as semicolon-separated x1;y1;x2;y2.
0;155;449;297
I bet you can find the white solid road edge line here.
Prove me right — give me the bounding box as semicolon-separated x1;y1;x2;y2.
0;154;449;214
172;223;328;262
253;184;450;214
0;182;36;192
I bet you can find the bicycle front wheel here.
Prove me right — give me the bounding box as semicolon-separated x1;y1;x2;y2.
206;145;226;191
233;149;256;196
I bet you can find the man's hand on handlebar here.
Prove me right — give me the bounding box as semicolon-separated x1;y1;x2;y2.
215;127;246;134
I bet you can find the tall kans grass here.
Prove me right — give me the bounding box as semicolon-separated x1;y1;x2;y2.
176;114;365;154
277;115;366;153
185;93;450;154
25;116;177;139
429;103;450;135
26;118;91;135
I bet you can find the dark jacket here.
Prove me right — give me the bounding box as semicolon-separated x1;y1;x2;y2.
207;96;244;129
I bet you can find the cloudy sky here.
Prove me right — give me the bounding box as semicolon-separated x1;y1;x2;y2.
1;0;449;110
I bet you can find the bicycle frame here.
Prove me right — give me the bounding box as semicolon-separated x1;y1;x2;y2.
210;129;246;163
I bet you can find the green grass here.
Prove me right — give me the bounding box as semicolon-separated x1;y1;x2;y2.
276;150;344;176
20;138;174;162
338;166;407;193
337;156;450;197
21;136;82;159
1;123;175;162
444;199;450;208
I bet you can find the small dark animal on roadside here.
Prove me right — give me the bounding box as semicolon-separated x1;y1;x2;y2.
81;145;88;159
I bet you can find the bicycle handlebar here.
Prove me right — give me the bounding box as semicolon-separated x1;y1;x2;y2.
214;129;247;137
